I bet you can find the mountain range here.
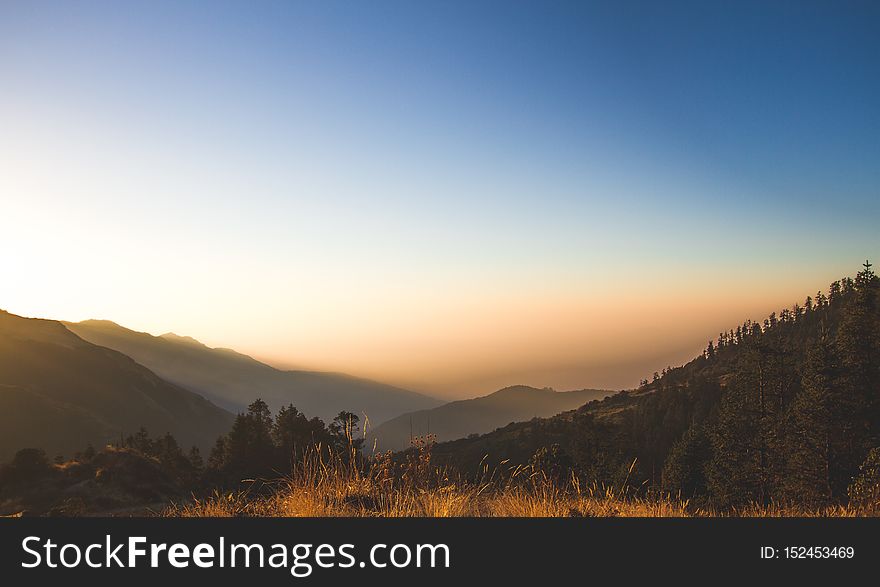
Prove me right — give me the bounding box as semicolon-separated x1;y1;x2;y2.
0;310;233;461
370;385;611;451
1;310;624;463
65;319;441;425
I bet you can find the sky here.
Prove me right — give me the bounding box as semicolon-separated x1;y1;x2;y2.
1;1;878;399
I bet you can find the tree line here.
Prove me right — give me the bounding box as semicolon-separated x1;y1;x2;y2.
667;261;880;507
0;402;367;497
617;261;880;506
431;261;880;509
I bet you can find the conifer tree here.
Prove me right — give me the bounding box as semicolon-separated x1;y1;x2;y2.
784;337;838;503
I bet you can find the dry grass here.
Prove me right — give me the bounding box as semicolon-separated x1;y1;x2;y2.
163;444;880;518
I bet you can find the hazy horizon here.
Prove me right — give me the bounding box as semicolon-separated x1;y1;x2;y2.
3;2;878;399
1;267;861;399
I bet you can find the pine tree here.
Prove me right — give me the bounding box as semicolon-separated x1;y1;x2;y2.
188;446;204;472
329;411;365;455
223;399;277;479
207;436;228;470
829;280;842;305
784;337;837;504
837;260;879;460
662;423;711;498
707;337;787;506
273;404;331;471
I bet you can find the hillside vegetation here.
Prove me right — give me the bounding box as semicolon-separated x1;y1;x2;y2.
428;262;880;509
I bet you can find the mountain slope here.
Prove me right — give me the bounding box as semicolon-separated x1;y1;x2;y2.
0;310;233;461
429;264;880;507
371;385;612;451
65;320;441;425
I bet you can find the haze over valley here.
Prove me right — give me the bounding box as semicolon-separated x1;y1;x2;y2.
65;319;440;424
2;308;617;461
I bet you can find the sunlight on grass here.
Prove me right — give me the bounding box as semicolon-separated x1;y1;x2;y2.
163;444;879;518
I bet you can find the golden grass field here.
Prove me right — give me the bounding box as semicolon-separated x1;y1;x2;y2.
163;446;879;518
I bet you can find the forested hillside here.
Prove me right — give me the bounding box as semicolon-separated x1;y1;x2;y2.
431;262;880;507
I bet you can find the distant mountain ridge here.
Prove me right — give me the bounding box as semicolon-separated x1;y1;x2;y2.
0;310;233;460
370;385;612;451
65;320;441;425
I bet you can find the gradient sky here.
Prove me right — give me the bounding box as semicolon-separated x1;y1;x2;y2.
1;1;878;398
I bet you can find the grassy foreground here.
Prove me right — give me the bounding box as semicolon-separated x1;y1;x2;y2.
163;445;879;518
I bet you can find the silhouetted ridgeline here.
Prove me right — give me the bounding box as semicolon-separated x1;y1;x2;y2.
371;385;612;451
0;311;233;461
429;262;880;508
65;320;440;424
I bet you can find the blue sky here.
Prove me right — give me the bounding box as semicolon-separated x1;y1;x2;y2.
1;1;878;396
